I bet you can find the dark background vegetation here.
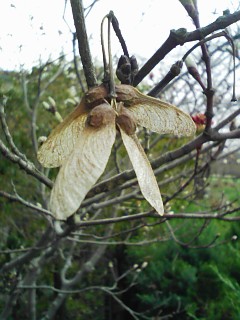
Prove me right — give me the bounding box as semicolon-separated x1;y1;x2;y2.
1;0;240;319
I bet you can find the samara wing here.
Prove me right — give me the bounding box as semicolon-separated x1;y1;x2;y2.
49;106;116;220
119;127;164;215
37;99;88;168
115;85;196;136
128;96;196;136
129;98;196;136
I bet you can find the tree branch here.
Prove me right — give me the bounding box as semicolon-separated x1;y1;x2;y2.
0;139;52;188
70;0;97;88
133;10;240;85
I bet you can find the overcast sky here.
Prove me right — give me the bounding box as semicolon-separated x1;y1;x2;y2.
0;0;239;70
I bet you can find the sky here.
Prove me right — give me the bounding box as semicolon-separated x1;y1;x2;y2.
0;0;239;70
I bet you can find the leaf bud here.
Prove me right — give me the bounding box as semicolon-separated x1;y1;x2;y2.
55;111;63;123
36;202;42;208
184;56;205;90
141;261;148;269
42;101;50;110
191;114;206;132
65;98;77;105
38;136;47;145
185;56;198;70
48;96;56;107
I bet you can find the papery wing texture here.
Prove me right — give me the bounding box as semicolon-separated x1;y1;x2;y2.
119;128;164;215
116;85;196;136
49;121;116;220
37;100;88;168
128;97;196;136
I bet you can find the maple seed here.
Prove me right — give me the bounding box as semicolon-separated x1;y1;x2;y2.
87;103;115;128
85;85;108;109
116;105;136;135
37;83;196;220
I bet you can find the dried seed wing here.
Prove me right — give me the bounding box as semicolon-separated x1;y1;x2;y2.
119;127;164;215
127;93;196;136
49;120;116;220
37;99;88;168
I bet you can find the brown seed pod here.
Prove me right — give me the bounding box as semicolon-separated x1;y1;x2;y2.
116;103;136;135
85;85;108;109
87;103;116;128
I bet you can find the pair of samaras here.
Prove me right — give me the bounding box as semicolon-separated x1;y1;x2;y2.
38;84;196;220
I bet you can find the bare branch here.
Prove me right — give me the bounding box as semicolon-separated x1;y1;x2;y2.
0;189;52;219
70;0;97;88
0;139;52;188
133;10;240;85
0;97;27;160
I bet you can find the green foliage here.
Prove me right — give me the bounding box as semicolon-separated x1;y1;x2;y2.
126;238;240;318
126;182;240;320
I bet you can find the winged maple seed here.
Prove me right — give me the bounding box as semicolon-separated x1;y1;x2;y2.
37;84;196;220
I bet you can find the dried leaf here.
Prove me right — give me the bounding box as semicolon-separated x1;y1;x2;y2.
119;127;164;215
37;100;88;168
50;118;116;220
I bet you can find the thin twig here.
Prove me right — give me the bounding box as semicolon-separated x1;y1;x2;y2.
0;97;27;160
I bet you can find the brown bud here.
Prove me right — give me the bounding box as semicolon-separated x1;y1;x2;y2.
116;55;132;84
